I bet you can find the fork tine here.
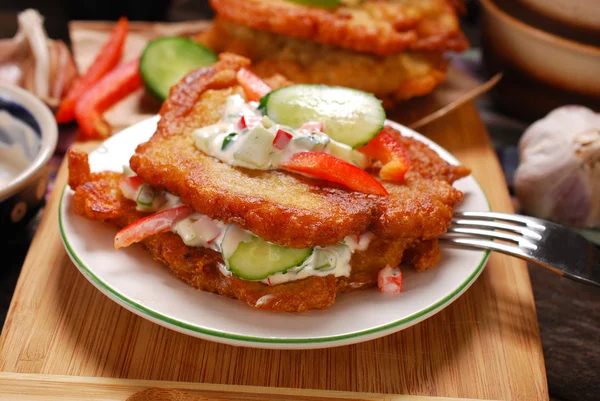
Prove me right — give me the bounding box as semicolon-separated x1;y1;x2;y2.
440;237;531;259
452;219;543;240
455;212;546;231
446;227;538;250
445;212;600;287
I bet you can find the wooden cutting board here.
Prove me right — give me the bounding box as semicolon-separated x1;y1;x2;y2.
0;102;548;400
0;21;548;401
0;372;499;401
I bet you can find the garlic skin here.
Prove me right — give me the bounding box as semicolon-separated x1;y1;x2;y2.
0;9;78;108
515;106;600;228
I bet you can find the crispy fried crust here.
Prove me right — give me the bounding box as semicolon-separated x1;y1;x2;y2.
65;55;470;312
68;150;427;311
196;19;449;104
129;55;468;248
209;0;468;56
403;238;441;272
388;127;471;183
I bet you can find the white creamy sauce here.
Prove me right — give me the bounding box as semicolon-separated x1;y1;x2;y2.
0;111;38;190
192;94;369;170
344;232;375;253
255;294;275;307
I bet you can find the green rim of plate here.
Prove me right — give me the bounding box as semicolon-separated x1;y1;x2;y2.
57;122;491;345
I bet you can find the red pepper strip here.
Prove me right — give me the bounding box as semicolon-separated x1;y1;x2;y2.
273;129;293;150
236;68;271;101
239;115;262;129
56;17;128;123
378;266;403;293
75;58;143;139
281;152;389;196
358;129;410;183
118;176;144;200
114;205;194;249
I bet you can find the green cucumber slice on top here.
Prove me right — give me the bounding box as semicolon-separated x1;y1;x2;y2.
261;85;385;149
226;234;313;281
140;37;218;101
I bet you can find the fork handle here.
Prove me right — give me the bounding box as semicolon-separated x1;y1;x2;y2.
439;237;600;288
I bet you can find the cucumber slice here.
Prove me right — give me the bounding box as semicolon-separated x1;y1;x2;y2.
221;133;237;150
233;126;275;168
261;85;385;148
140;37;218;101
227;235;313;280
136;184;156;206
325;140;370;168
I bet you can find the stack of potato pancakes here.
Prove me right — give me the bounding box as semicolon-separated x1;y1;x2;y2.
197;0;469;107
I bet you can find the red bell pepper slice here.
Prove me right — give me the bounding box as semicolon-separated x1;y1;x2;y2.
359;128;410;183
273;129;293;150
114;205;194;249
75;58;143;139
56;17;128;123
281;152;388;196
378;266;403;293
236;68;271;101
239;115;262;129
118;176;144;200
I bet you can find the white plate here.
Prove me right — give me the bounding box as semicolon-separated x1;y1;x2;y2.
59;117;490;349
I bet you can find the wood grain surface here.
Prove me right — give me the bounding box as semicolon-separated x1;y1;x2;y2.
528;266;600;401
0;372;499;401
0;102;549;400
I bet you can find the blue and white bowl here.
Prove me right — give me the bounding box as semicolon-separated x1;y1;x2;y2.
0;84;57;229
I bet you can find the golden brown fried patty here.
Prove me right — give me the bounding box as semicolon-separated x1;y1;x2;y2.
67;54;468;311
129;54;469;249
209;0;468;56
196;19;449;104
68;150;439;312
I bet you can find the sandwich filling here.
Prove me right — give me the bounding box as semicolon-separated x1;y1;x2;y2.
119;183;374;285
192;94;369;170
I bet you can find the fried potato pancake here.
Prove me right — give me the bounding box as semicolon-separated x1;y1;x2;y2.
129;54;468;249
66;54;467;312
196;19;449;104
209;0;468;56
68;150;439;311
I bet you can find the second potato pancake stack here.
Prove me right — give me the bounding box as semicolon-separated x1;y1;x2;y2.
197;0;468;107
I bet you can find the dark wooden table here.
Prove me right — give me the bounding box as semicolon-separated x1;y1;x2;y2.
527;265;599;401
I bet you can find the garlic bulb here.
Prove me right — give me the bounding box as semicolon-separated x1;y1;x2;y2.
515;106;600;228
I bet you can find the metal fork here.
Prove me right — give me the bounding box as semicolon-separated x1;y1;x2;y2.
440;212;600;287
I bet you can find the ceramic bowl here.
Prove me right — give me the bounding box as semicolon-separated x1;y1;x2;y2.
480;0;600;120
481;0;600;96
515;0;600;33
0;84;57;230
